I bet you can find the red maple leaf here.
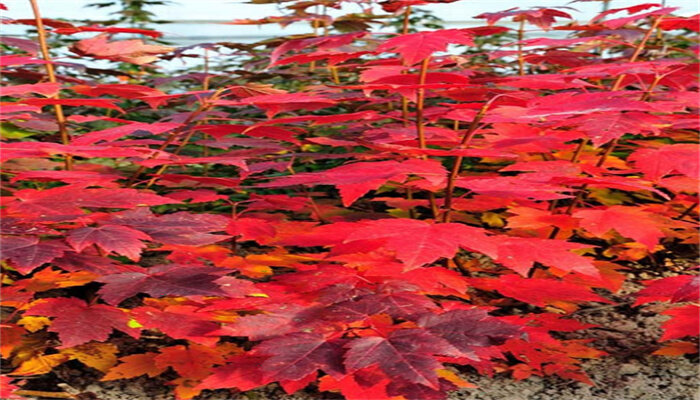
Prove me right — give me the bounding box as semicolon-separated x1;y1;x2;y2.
342;219;496;269
628;144;700;181
1;236;68;274
573;206;666;251
660;305;700;341
25;297;136;348
257;160;447;207
67;225;152;261
376;29;474;65
110;208;231;246
97;264;228;305
71;34;173;64
196;354;269;392
475;7;572;30
417;309;520;358
471;275;611;308
257;333;345;381
344;329;459;389
6;186;176;217
130;305;220;346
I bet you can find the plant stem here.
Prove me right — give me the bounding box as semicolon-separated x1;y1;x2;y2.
547;17;663;239
329;65;340;84
675;203;698;221
415;57;430;149
413;57;439;218
127;88;226;187
517;19;525;76
442;103;490;223
14;391;76;399
29;0;72;170
402;5;412;34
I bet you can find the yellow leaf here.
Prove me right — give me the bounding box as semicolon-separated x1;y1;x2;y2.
436;369;477;388
171;377;203;400
12;353;69;375
60;342;118;372
10;335;49;366
587;188;631;206
481;212;505;228
17;316;51;333
127;319;143;329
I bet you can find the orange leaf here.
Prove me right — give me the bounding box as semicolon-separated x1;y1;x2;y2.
60;342;118;372
12;353;69;375
102;353;165;381
653;341;699;356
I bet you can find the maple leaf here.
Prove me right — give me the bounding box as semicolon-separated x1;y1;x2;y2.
1;82;61;97
52;252;141;276
0;54;49;67
20;97;125;112
455;176;575;201
110;208;231;246
71;34;173;64
490;236;598;277
52;25;162;38
10;170;123;187
475;7;572;30
130;305;220;346
102;353;166;381
470;275;611;309
97;264;228;305
554;111;664;147
658;15;700;32
671;276;700;303
195;354;268;392
318;367;392;400
217;304;325;341
67;224;152;261
257;333;345;381
341;219;496;270
1;236;68;274
154;344;224;380
7;185;177;217
257;159;447;207
71;84;165;99
216;93;337;118
593;5;676;29
380;0;459;12
24;298;136;348
628;144;700;181
0;376;24;399
660;305;700;341
12;353;69;376
573;206;665;251
417;309;520;358
634;275;699;306
269;31;367;66
59;342;118;373
72;122;179;145
324;291;437;322
377;29;474;65
344;329;459;389
486;91;680;123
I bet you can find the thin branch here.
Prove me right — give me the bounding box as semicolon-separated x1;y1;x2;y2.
29;0;72;170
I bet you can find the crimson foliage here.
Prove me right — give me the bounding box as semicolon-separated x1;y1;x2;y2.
1;2;698;399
